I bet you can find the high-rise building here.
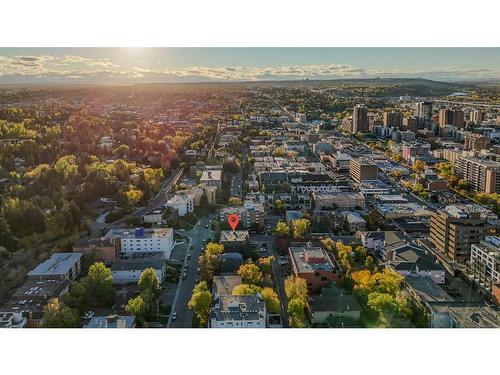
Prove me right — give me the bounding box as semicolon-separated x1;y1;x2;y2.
349;158;378;182
438;108;465;128
415;101;433;125
353;104;369;133
464;133;491;151
403;116;418;132
455;157;500;194
383;111;403;128
430;206;489;264
470;110;485;124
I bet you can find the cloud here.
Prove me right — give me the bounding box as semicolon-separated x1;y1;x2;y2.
0;53;498;83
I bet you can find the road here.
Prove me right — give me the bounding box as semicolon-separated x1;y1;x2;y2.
250;234;289;327
89;169;183;235
167;214;215;328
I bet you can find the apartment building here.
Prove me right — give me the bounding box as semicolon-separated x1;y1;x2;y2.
455;157;500;194
353;104;369;133
289;243;340;294
439;108;465;128
383;111;403;128
464;133;491;151
468;236;500;292
166;193;194;217
105;227;174;258
210;294;267;328
349;158;378;182
430;206;489;264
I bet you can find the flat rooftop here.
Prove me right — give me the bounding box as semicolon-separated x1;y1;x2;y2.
27;253;82;278
105;227;173;239
289;245;336;273
220;230;249;242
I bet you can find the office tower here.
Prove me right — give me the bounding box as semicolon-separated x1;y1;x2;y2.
464;133;491;151
415;101;433;125
349;158;378;182
438;108;465;128
430;206;489;264
383;111;403;128
352;104;369;133
403;116;418;132
455;157;500;194
470;110;485;124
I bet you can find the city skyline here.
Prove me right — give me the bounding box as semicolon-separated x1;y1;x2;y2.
0;48;499;85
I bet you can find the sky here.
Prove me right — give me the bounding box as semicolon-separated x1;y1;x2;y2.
0;48;499;85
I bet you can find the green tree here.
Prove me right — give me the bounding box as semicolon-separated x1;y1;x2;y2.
274;221;290;238
124;187;143;206
232;283;262;295
86;262;115;306
274;199;284;213
205;242;224;256
112;144;130;157
42;298;80;328
292;218;311;239
412;159;425;174
284;276;308;303
55;155;78;182
125;295;145;325
138;268;161;317
262;287;280;314
288;298;306;328
188;281;213;326
237;262;263;285
320;237;335;253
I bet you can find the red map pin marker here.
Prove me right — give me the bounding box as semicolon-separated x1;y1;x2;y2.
228;213;240;231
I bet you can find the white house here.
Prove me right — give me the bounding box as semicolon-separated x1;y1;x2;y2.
210;294;267;328
166;193;194;217
105;227;174;258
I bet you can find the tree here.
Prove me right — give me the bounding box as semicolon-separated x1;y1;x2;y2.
55;155;78;182
262;287;280;314
125;295;145;325
228;197;242;206
274;221;290;238
354;245;367;260
237;262;263;285
188;281;213;326
138;268;161;317
284;276;308;303
232;283;262;295
292;218;311;239
274;199;284;213
288;298;306;328
412;159;425;174
205;242;224;256
0;216;16;251
112;144;130;158
86;262;115;306
42;298;80;328
258;256;274;275
124;186;143;206
320;237;335;253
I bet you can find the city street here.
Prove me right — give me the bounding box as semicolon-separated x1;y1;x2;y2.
167;214;215;328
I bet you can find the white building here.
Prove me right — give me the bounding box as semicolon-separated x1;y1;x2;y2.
166;193;194;217
0;311;27;328
111;255;166;284
200;169;222;188
143;207;167;224
468;236;500;291
105;227;174;258
210;294;267;328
